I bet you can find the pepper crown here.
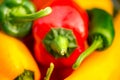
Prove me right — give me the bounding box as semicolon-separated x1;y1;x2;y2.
43;28;77;58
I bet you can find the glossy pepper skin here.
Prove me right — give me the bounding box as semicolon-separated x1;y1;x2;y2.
65;11;120;80
33;0;88;68
0;0;52;38
0;31;40;80
73;8;115;69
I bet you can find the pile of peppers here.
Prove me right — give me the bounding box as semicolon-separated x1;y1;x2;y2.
0;0;120;80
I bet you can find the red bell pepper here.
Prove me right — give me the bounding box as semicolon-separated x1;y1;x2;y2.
32;0;88;79
32;0;88;68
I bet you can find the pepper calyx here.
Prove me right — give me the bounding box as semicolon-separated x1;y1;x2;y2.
14;69;34;80
43;28;77;58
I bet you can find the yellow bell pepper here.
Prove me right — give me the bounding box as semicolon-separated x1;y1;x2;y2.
73;0;113;15
65;12;120;80
0;32;41;80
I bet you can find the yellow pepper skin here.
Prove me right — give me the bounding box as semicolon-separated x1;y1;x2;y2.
0;32;41;80
73;0;113;15
65;12;120;80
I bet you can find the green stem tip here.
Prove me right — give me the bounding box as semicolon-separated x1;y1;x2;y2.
51;35;68;56
72;36;103;69
44;63;54;80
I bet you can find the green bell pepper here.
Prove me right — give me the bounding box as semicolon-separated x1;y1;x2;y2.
73;8;115;69
0;0;52;38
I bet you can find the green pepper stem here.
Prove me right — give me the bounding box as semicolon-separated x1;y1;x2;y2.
72;36;103;69
12;7;52;22
44;63;54;80
51;35;68;56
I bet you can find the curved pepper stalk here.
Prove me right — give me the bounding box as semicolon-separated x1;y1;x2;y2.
11;7;52;22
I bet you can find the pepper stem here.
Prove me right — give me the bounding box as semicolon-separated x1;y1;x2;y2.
51;35;68;56
44;63;54;80
72;36;103;69
12;7;52;22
